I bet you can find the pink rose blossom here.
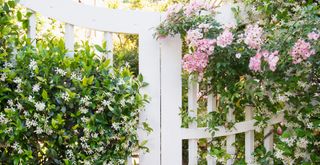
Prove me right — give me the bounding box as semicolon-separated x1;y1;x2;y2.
195;39;216;55
165;4;183;18
216;29;234;48
244;24;264;50
307;31;320;41
290;39;316;64
249;52;262;72
184;0;212;16
265;51;279;71
182;51;209;73
186;29;203;46
198;23;211;33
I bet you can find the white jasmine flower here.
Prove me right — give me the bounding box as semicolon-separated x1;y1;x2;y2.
79;107;88;114
120;99;126;107
35;102;46;111
28;96;35;103
71;72;82;81
32;84;41;92
0;73;7;81
96;106;104;113
29;59;38;71
16;103;23;110
307;122;313;129
4;127;13;134
102;100;110;106
0;113;9;124
13;77;22;84
274;149;283;159
55;67;67;76
7;100;14;107
12;142;20;150
80;96;91;106
61;92;70;102
112;123;120;130
66;149;74;159
35;126;43;134
4;62;13;68
91;133;98;138
235;53;241;59
81;117;89;123
297;138;308;149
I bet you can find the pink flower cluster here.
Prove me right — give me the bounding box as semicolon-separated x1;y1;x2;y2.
183;52;209;73
244;24;264;49
308;31;320;41
164;3;183;18
184;0;212;16
216;29;234;48
290;39;315;64
249;50;280;72
186;29;203;46
195;39;216;55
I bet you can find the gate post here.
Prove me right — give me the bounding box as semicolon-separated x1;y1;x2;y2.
138;14;162;165
160;35;182;165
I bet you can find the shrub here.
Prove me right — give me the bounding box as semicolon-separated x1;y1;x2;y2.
0;1;148;164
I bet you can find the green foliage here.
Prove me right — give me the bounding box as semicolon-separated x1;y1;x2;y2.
0;0;148;164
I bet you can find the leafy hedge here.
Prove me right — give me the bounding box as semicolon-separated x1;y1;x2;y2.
0;1;148;164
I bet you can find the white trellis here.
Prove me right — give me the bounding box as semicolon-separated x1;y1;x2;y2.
21;0;284;164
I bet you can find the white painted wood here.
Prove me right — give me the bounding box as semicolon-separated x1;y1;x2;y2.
181;111;284;139
27;12;37;47
207;95;217;165
20;0;160;34
64;23;74;57
188;76;198;165
264;126;274;152
160;35;182;165
245;107;254;164
226;109;235;165
137;17;162;165
127;157;132;165
104;32;113;65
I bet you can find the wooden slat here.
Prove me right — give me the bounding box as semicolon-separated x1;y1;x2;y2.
104;32;113;65
181;111;284;139
160;35;182;165
188;76;198;165
137;29;162;165
226;109;235;165
264;126;274;152
206;94;217;165
245;107;254;164
127;157;132;165
20;0;160;34
64;23;74;57
28;12;37;47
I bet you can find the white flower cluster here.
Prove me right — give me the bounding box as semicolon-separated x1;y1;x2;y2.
29;59;38;71
71;72;82;81
61;92;70;102
35;102;46;111
80;96;91;107
55;67;67;76
0;113;9;124
12;142;23;154
32;84;41;92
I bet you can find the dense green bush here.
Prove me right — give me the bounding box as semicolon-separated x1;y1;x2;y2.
0;1;148;164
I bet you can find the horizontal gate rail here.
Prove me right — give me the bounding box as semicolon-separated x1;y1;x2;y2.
181;111;284;140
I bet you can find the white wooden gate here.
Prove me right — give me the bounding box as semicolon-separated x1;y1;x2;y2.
21;0;284;164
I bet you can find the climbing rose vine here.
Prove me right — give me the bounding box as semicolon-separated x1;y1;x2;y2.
157;0;320;164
